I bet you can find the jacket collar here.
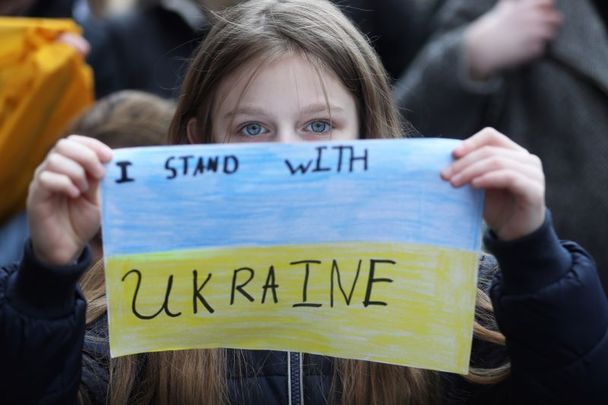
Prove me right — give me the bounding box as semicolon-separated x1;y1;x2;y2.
550;0;608;96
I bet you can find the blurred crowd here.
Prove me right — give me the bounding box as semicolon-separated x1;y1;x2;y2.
1;0;607;292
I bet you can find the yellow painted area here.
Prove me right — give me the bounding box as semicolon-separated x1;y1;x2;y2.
105;243;478;374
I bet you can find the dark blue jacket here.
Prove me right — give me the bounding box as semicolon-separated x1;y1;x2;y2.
1;214;607;404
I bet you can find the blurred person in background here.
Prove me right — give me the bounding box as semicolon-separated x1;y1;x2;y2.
0;0;95;66
0;9;92;265
0;0;206;98
333;0;446;81
85;0;211;98
88;0;448;97
394;0;608;291
0;90;173;266
64;90;175;261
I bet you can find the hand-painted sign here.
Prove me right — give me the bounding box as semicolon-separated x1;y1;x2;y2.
101;138;483;374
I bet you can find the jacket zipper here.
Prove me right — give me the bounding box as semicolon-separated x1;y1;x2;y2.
287;351;304;405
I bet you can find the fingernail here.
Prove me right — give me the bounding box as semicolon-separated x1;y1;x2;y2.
440;167;451;178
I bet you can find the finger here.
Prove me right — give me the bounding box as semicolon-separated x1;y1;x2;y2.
442;146;541;179
470;169;545;204
442;158;545;187
445;154;543;187
522;0;555;9
44;152;90;192
81;177;102;206
523;0;561;18
53;138;108;179
532;9;562;34
525;39;548;58
534;0;560;12
537;26;559;41
57;33;91;57
544;10;563;25
516;0;548;12
521;11;561;32
37;171;81;199
65;135;113;162
453;128;527;158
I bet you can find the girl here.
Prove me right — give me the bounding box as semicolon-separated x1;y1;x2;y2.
2;0;607;404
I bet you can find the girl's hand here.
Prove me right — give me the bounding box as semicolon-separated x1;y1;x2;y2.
465;0;562;80
27;135;113;265
441;128;545;241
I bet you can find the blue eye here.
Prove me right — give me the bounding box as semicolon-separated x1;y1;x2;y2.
239;123;268;137
305;120;332;134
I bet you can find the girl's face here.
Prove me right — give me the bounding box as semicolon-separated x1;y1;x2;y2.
204;54;360;143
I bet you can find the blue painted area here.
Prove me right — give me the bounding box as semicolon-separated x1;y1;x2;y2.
101;139;484;256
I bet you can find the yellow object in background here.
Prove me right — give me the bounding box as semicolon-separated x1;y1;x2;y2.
0;18;93;222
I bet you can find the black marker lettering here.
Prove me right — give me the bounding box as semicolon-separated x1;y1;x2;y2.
261;265;279;304
330;259;362;307
122;269;182;319
207;156;219;172
284;159;313;175
230;267;255;305
363;259;395;307
349;147;368;172
192;270;214;314
332;145;347;172
193;157;205;176
164;157;177;179
116;161;135;183
291;260;323;307
179;155;194;175
312;146;331;172
223;155;239;174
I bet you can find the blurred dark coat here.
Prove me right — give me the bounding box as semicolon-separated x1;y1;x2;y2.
86;0;443;98
394;0;608;291
25;0;75;17
333;0;444;80
84;5;208;99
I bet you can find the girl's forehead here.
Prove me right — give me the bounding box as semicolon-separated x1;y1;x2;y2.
224;53;337;91
213;53;352;112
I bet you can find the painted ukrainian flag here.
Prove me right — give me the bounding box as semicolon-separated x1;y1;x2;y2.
101;138;483;374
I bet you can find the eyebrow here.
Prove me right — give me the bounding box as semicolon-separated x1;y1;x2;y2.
224;103;345;119
300;103;345;115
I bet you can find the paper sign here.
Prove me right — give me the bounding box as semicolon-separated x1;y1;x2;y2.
101;138;483;374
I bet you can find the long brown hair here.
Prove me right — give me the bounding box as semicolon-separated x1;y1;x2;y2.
168;0;408;144
82;1;509;403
